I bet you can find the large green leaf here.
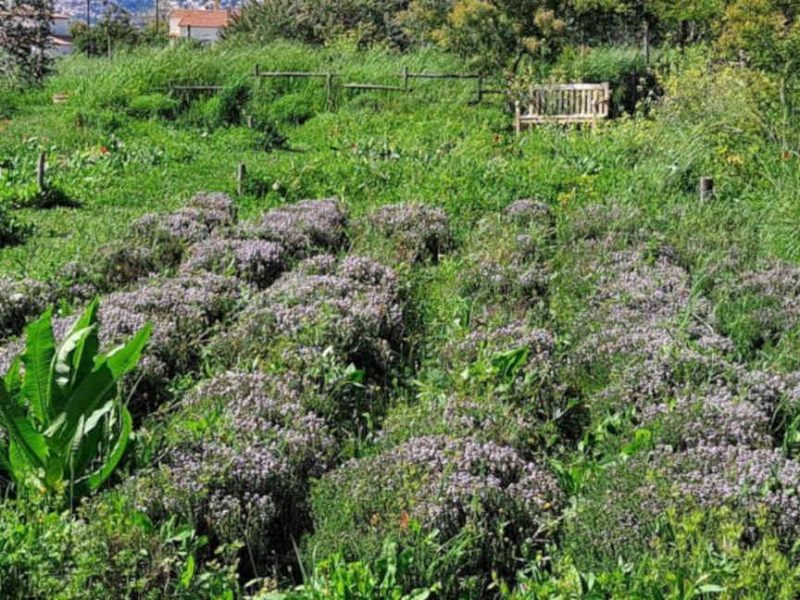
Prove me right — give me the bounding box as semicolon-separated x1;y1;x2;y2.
69;400;113;477
84;404;132;493
0;384;48;474
53;323;151;450
20;309;56;424
66;300;101;391
53;326;95;396
104;323;153;379
3;356;22;399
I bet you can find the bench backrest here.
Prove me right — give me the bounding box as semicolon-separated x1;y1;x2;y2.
515;83;611;129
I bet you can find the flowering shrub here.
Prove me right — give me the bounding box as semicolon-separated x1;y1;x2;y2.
639;387;773;450
567;443;800;570
181;238;287;289
137;371;337;568
215;255;402;376
504;198;554;229
366;202;452;263
93;193;238;291
95;273;243;408
461;213;552;311
312;435;563;589
715;260;800;355
447;321;557;403
238;199;347;258
0;277;51;339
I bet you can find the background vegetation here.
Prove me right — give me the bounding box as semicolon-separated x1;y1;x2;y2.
1;0;800;597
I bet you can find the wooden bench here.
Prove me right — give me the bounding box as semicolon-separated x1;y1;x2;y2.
514;82;610;132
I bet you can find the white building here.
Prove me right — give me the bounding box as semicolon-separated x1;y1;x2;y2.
50;13;74;56
168;9;230;44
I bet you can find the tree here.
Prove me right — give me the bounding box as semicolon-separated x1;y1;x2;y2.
397;0;567;71
70;1;139;56
0;0;54;86
717;0;799;70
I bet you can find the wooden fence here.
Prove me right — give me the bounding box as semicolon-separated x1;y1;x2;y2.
251;64;503;106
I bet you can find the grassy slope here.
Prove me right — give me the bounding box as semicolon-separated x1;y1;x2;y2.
1;41;800;597
2;43;797;282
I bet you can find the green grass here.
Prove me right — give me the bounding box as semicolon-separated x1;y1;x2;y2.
2;39;800;598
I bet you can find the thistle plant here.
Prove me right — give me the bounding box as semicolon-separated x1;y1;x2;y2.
0;299;151;501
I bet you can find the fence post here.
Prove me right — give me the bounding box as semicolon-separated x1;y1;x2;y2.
36;152;46;192
237;163;247;196
476;76;484;104
325;72;334;110
699;177;714;202
246;115;253;129
253;63;260;77
402;66;409;92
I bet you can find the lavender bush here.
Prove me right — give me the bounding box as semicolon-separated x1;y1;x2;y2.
365;202;452;263
93;273;242;409
214;255;403;376
237;199;347;258
135;371;337;570
181;238;287;289
462;215;552;311
504;198;554;229
715;260;800;355
0;277;51;339
92;193;238;291
312;435;563;588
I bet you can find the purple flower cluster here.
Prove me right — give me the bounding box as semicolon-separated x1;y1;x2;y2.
463;213;552;309
504;198;554;228
133;194;236;247
93;273;242;407
366;202;452;263
448;321;556;403
141;371;336;561
238;199;347;258
92;193;238;291
218;255;403;374
0;277;51;339
640;386;773;450
719;260;800;344
181;238;287;289
322;434;562;576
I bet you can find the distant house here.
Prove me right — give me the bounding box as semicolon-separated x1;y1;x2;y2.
50;13;74;56
168;10;231;45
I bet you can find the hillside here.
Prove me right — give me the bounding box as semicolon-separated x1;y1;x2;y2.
1;39;800;598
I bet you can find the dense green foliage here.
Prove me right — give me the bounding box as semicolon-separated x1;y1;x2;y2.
0;300;150;500
0;15;800;598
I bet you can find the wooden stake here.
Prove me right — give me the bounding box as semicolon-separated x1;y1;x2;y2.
402;66;409;92
246;115;253;129
476;76;484;104
699;177;714;202
325;72;333;110
237;163;246;196
36;152;46;191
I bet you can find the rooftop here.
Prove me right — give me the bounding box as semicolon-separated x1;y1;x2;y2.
170;9;231;28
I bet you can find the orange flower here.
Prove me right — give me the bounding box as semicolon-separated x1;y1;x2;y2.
100;146;109;155
399;510;410;532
